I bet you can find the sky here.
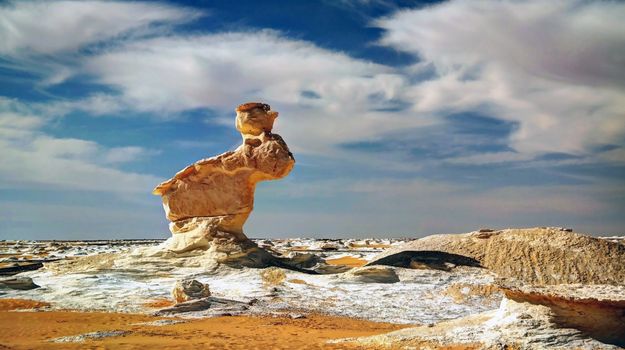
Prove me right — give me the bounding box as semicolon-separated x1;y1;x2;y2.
0;0;624;240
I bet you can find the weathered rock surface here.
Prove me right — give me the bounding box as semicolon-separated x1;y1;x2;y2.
355;228;625;349
172;279;211;304
368;227;625;285
341;266;400;284
0;262;44;276
152;102;295;264
498;280;625;347
341;292;622;349
155;296;250;316
0;276;40;290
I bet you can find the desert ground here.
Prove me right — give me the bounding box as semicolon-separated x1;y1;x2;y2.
1;229;624;349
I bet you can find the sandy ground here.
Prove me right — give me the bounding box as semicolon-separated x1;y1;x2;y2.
324;256;368;267
0;299;405;349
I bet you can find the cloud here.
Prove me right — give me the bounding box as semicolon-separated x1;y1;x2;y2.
376;0;625;157
80;31;432;154
443;151;533;165
0;97;162;193
104;146;161;164
0;0;201;84
0;0;199;56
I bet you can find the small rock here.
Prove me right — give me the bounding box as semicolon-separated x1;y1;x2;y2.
0;276;40;290
172;279;211;304
132;319;187;327
342;266;400;283
320;242;340;251
50;330;129;343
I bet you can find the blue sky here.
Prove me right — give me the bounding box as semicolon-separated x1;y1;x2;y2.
1;0;624;240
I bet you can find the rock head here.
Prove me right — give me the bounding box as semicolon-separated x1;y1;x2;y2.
153;102;295;265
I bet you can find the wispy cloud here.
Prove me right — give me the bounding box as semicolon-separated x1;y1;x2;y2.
0;97;162;193
76;30;431;154
376;0;625;157
0;0;202;83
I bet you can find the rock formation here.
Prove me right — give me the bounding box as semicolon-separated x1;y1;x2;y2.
368;227;625;285
354;227;625;348
499;280;625;347
172;279;211;304
153;102;294;266
341;287;624;349
340;266;400;284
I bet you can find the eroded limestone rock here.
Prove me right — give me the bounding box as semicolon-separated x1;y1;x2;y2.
499;280;625;347
153;102;295;263
368;227;625;285
341;266;400;284
172;279;211;304
340;293;621;350
0;276;40;290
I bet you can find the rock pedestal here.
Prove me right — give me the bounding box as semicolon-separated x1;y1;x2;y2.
153;102;294;265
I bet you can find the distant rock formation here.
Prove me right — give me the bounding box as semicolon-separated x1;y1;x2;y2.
153;102;294;265
368;227;625;285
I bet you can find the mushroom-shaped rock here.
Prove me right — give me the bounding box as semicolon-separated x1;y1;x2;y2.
152;102;295;266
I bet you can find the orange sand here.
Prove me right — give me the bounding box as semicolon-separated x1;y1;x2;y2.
325;256;368;267
142;298;175;308
0;298;51;311
287;278;307;284
0;299;405;349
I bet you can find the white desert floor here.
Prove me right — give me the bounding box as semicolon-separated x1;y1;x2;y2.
0;239;500;324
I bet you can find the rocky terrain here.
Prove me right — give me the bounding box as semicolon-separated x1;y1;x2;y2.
368;227;625;285
1;229;624;349
341;227;625;349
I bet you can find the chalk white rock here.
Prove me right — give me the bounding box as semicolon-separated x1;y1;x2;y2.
172;279;211;304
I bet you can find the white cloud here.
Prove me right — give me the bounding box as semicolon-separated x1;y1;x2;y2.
0;0;201;85
80;31;433;154
444;151;534;165
0;0;199;56
104;146;160;164
376;0;625;157
0;98;162;193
